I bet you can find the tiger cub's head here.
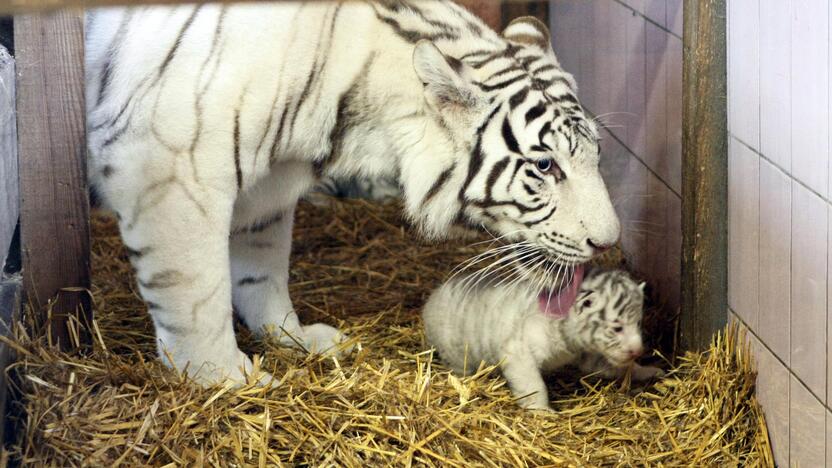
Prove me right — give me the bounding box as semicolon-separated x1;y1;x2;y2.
576;270;646;367
407;16;620;277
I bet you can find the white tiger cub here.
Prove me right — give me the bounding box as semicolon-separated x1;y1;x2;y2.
85;1;621;386
422;268;663;411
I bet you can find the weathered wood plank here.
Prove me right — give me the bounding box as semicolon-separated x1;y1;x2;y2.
0;45;16;270
680;0;727;350
15;12;91;348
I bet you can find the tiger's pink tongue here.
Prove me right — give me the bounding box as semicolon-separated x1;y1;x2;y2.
538;264;585;318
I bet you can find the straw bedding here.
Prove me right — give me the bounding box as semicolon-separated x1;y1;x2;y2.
3;198;772;466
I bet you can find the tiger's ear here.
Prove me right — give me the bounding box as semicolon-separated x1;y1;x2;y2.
413;40;482;113
502;16;551;50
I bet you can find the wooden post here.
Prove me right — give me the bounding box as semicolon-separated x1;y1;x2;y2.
15;12;91;349
680;0;727;350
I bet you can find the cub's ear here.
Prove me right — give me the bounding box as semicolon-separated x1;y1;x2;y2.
501;16;551;50
638;281;647;292
412;40;482;112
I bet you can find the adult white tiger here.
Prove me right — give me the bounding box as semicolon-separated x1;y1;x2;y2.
85;0;620;385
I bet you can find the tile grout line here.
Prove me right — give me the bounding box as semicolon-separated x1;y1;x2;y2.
826;0;830;463
733;135;831;207
755;0;762;333
731;307;830;413
756;0;762;341
610;0;682;41
787;2;794;460
587;110;681;200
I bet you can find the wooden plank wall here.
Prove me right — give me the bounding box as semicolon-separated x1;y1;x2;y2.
0;45;15;269
0;39;19;450
15;12;91;348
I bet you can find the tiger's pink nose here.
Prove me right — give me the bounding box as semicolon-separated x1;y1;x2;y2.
587;239;612;253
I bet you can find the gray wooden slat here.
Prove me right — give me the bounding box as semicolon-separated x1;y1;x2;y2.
0;45;16;270
15;12;91;348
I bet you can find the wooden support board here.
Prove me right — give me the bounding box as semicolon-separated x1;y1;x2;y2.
1;45;15;269
15;12;91;348
0;43;18;448
680;0;727;350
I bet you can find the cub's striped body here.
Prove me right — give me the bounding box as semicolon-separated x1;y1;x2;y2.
311;175;401;202
422;268;662;411
86;1;620;385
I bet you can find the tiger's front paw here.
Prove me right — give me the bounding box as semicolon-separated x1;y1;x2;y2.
519;399;554;412
303;323;353;357
185;350;277;388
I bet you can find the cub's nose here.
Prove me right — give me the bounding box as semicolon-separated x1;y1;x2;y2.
627;345;644;359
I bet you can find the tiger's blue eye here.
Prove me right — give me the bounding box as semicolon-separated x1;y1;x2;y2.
536;158;553;172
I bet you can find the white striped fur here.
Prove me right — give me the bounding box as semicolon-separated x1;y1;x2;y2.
422;269;662;411
85;1;620;385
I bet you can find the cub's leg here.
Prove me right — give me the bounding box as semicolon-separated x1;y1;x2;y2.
629;363;665;381
230;192;347;355
579;355;664;381
501;342;551;411
115;178;269;386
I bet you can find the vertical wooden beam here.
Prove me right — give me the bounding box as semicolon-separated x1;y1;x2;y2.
14;11;91;348
680;0;727;350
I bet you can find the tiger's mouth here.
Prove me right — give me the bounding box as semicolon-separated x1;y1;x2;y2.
505;246;588;318
537;263;586;318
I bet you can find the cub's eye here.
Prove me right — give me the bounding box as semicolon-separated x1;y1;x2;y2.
612;325;623;333
583;299;593;308
536;158;554;172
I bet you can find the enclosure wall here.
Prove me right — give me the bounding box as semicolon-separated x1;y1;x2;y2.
727;0;832;465
549;1;682;322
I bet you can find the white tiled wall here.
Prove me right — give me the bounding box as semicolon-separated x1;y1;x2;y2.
728;139;760;330
727;0;832;465
551;0;682;318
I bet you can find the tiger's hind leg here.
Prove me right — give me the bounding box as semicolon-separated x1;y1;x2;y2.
230;170;349;356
